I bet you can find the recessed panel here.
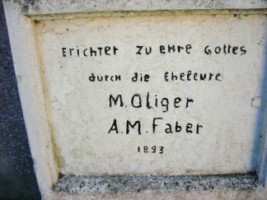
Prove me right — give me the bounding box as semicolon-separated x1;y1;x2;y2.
35;14;266;176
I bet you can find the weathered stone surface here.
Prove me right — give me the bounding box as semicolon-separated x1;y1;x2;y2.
36;14;266;176
2;1;267;199
55;174;261;193
0;1;40;199
3;0;267;14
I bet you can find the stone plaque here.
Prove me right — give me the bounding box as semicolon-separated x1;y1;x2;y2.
34;14;266;176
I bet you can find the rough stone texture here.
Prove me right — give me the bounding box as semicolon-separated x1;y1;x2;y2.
0;1;41;200
55;173;261;194
51;174;267;200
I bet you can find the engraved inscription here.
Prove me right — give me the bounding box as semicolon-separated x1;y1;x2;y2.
36;15;266;175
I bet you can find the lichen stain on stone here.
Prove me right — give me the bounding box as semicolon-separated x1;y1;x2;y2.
57;155;65;167
53;140;65;168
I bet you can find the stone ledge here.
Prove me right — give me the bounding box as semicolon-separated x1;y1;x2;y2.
54;173;261;194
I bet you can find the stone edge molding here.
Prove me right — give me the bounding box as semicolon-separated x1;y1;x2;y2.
3;0;267;199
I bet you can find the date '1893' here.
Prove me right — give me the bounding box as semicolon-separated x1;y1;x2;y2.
137;146;164;154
